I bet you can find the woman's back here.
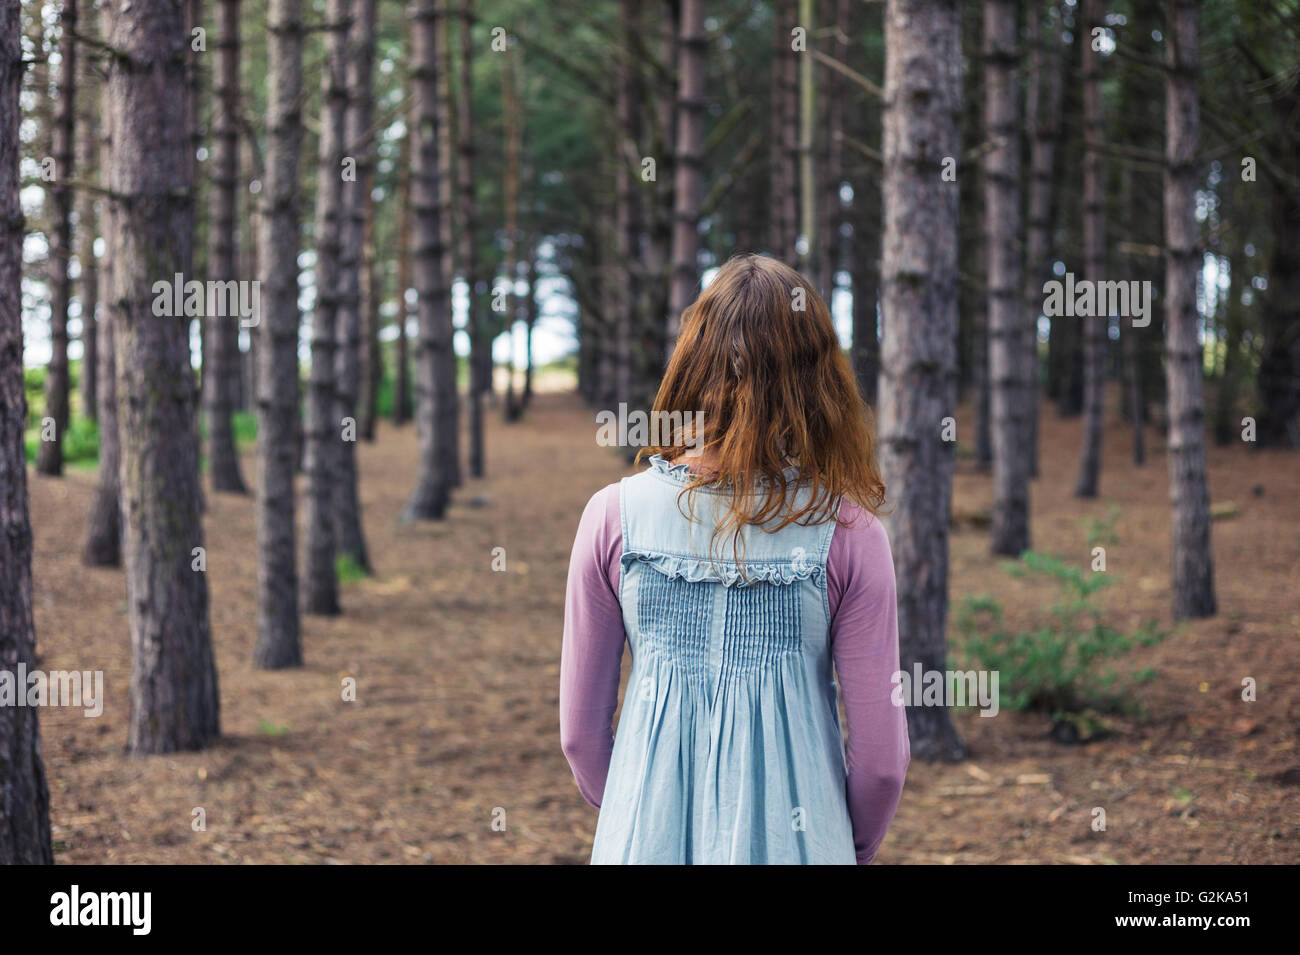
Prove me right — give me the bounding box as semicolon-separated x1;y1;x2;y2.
560;253;909;865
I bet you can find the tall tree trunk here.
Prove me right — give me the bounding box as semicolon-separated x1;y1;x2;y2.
665;0;704;355
1255;77;1300;446
76;94;97;424
432;0;461;466
35;0;76;476
204;0;247;493
81;0;119;567
771;0;798;261
501;41;521;423
0;0;53;862
358;186;381;440
816;0;847;299
1074;0;1106;497
255;0;305;667
614;0;641;414
1163;0;1215;620
796;0;814;274
877;0;965;762
104;0;220;751
393;74;413;427
402;0;454;520
239;129;260;412
1022;2;1065;478
304;0;350;615
334;0;374;571
456;0;484;473
985;0;1028;556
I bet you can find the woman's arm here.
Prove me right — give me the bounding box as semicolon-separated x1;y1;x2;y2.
827;502;911;864
559;483;626;808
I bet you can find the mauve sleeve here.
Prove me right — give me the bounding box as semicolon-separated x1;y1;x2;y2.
559;483;626;809
826;501;910;864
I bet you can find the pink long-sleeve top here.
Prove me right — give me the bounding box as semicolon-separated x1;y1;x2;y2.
560;482;910;864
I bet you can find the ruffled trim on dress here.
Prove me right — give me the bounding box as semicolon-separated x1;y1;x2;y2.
621;548;823;588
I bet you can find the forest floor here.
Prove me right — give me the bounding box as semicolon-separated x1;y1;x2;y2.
27;383;1300;864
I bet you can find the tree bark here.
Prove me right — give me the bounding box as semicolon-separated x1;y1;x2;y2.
0;0;53;863
104;0;220;751
204;0;248;493
665;0;705;356
457;1;483;471
1074;0;1106;497
76;82;97;424
334;0;374;571
36;0;76;477
1022;2;1065;478
304;0;350;615
402;0;455;520
877;0;965;761
1163;0;1215;619
393;104;412;427
984;0;1028;556
255;0;305;667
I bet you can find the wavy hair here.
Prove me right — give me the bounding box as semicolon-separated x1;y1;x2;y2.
637;253;886;563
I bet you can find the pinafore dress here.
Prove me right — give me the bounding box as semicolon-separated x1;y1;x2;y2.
590;454;856;864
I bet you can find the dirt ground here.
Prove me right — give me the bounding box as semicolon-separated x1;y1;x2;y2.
26;385;1300;864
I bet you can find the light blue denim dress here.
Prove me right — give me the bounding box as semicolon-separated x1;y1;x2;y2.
590;454;857;864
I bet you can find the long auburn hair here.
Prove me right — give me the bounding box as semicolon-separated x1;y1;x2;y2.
637;253;886;562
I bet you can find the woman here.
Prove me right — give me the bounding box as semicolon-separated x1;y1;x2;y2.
560;253;909;864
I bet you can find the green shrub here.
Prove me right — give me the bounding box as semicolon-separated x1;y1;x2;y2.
953;551;1165;718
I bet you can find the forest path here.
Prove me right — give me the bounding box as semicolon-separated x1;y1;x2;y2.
27;388;1299;862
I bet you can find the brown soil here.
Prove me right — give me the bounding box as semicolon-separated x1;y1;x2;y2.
27;386;1300;863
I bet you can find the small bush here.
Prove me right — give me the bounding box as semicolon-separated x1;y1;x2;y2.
953;551;1164;718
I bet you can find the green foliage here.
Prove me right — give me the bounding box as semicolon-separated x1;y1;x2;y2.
953;551;1165;718
335;552;367;584
25;415;99;468
1082;505;1121;548
257;718;291;736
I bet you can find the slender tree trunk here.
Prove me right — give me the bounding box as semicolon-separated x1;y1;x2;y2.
204;0;247;493
81;0;118;567
1023;2;1064;478
1163;0;1215;619
333;0;374;571
796;0;814;274
0;0;53;862
1255;77;1300;447
614;0;641;412
255;0;304;667
402;0;454;520
104;0;220;751
36;0;76;476
985;0;1028;556
76;96;97;424
877;0;965;762
1074;0;1106;497
431;0;461;465
82;120;119;566
393;81;412;427
358;186;381;440
455;0;484;473
816;0;847;299
239;130;260;412
501;42;521;423
304;0;349;615
665;0;704;356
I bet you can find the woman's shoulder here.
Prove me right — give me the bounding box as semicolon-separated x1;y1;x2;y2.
830;499;892;567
